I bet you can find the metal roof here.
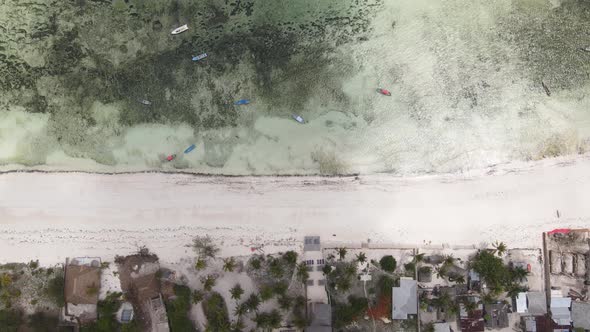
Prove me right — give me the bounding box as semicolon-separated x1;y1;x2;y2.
392;278;417;319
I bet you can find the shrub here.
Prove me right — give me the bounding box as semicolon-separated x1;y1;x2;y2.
229;284;244;301
166;285;194;332
260;285;274;301
333;295;368;328
255;310;282;330
46;274;65;307
192;236;220;259
379;255;397;272
377;275;396;298
203;292;230;331
471;251;510;293
28;311;59;331
0;309;23;330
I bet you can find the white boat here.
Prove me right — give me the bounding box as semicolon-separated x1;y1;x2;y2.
171;24;189;35
292;114;305;124
192;53;208;61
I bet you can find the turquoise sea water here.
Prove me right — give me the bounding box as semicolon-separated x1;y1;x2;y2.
0;0;589;174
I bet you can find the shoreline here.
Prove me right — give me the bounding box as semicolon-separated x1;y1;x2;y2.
1;153;589;265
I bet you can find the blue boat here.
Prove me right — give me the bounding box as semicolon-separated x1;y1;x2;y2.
192;53;208;61
184;144;196;154
234;99;250;105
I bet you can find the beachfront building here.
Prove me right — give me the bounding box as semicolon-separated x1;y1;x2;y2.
303;236;331;332
63;257;101;325
392;277;417;320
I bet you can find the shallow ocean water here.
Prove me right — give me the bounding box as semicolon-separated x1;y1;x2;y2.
0;0;589;175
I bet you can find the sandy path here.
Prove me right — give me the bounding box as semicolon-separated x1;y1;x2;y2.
1;155;589;264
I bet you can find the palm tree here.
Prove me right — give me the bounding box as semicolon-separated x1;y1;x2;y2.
443;255;455;266
202;275;217;291
195;258;207;271
230;284;244;302
455;275;466;284
223;257;236;272
234;303;247;317
337;248;347;260
296;262;309;284
493;241;507;256
356;252;367;263
232;318;245;332
278;295;292;311
245;293;261;312
510;266;528;282
413;253;425;263
435;265;448;279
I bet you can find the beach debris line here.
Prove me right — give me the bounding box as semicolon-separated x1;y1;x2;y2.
166;154;176;161
377;88;392;96
192;53;208;61
184;144;196;154
292;114;305;124
234;99;250;105
171;24;188;35
541;81;551;97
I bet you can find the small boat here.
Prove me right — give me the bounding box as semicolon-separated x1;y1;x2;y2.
580;46;590;53
166;154;176;161
171;24;188;35
137;99;152;106
184;144;196;154
292;114;305;124
541;81;551;97
192;53;208;61
377;88;392;96
234;99;250;105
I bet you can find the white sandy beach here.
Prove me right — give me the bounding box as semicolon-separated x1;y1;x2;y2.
1;154;589;265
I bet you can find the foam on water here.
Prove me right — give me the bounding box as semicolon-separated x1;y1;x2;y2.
0;0;589;174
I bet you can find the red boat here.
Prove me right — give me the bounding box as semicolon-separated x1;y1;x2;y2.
377;88;392;96
166;154;176;161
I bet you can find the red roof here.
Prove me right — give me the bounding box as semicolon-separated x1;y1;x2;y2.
460;309;485;332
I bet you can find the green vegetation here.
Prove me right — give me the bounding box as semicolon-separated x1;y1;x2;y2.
282;251;298;267
192;290;205;304
222;257;236;272
254;310;282;330
337;248;347;260
166;285;194;332
326;261;357;292
356;252;367;263
377;275;396;298
203;292;230;332
192;236;220;260
333;295;368;328
46;273;65;307
379;255;397;272
292;296;308;328
80;292;122;332
230;284;244;302
250;258;262;270
296;262;309;284
471;250;528;295
202;275;217;291
27;311;59;332
0;309;23;331
244;293;261;312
